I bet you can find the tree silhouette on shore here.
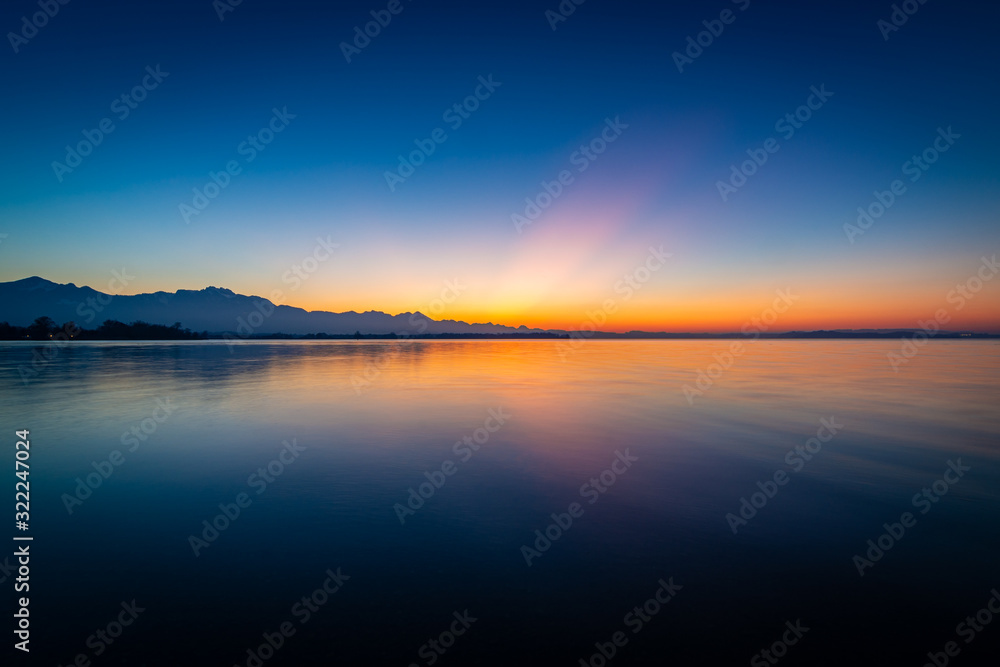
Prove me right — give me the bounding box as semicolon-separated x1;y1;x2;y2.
0;317;204;341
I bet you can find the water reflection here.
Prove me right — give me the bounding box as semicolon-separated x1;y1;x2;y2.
1;340;998;665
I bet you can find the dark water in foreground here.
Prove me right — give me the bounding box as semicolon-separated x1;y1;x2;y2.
1;340;999;666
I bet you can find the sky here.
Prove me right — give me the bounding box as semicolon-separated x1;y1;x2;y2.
1;0;998;332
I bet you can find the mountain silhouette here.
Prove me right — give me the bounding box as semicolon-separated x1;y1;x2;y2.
2;277;993;339
0;277;542;336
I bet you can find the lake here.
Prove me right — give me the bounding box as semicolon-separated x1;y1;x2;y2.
2;340;999;665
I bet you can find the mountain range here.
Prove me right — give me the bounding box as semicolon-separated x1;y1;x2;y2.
1;277;994;338
0;277;543;336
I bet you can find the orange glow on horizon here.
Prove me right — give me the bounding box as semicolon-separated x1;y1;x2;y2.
280;297;1000;334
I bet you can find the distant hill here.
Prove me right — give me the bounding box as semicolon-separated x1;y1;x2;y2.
0;277;543;336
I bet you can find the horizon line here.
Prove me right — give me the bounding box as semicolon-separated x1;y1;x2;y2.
3;275;997;336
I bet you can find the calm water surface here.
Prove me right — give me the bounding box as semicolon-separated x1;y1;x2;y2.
2;340;999;665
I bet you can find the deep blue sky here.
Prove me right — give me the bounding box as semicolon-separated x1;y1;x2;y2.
2;0;998;329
